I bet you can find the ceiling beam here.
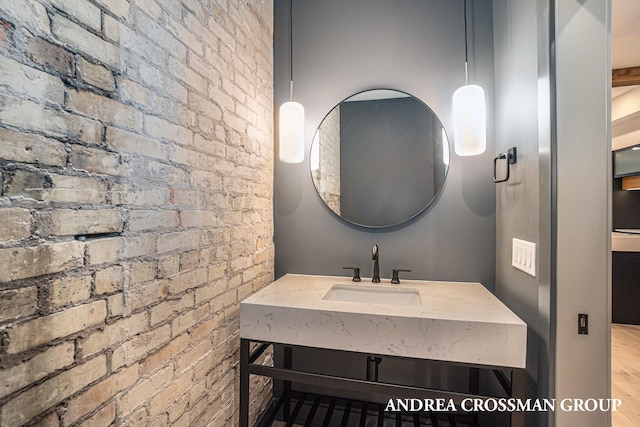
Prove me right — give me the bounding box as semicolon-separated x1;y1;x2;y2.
613;67;640;87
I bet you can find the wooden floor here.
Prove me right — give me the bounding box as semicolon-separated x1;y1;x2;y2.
612;323;640;427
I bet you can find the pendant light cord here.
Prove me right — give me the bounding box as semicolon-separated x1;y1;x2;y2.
464;0;469;85
289;0;294;100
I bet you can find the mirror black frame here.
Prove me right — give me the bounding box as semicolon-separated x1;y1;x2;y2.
309;88;450;228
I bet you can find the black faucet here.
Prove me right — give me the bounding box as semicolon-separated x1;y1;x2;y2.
372;244;380;283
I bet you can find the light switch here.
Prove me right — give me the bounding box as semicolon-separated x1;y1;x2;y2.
512;238;536;276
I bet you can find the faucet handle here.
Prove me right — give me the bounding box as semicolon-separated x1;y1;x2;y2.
391;269;411;284
342;266;361;282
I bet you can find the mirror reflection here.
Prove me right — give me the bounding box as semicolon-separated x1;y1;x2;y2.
310;89;450;228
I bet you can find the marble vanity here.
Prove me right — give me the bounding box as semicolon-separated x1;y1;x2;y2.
241;274;526;368
239;274;527;427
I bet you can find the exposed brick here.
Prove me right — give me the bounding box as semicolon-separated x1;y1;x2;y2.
0;94;102;145
170;304;209;337
127;210;178;232
149;373;191;416
0;19;12;50
51;14;119;68
80;312;147;357
0;240;84;283
157;230;201;254
111;183;167;207
63;363;138;425
103;14;121;43
175;340;210;374
31;411;59;427
123;279;168;312
106;126;166;160
36;209;123;237
44;274;92;308
121;235;156;259
140;333;189;376
22;31;75;76
0;355;106;426
5;300;106;353
107;293;124;318
111;324;171;370
94;0;130;19
70;145;124;176
117;78;148;105
0;286;37;322
94;265;124;294
78;56;115;91
0;55;64;104
80;400;116;427
128;260;157;283
149;293;194;325
0;207;31;241
144;115;193;146
0;341;74;399
118;365;171;416
86;236;123;265
0;126;66;167
0;0;50;37
46;174;108;203
168;268;208;295
68;89;142;131
45;0;102;31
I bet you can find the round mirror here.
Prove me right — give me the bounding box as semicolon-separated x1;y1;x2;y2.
310;89;450;228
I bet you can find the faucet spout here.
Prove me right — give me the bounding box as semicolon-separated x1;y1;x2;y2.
372;244;380;283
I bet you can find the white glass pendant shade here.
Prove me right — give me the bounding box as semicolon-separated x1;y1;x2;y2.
442;127;450;166
452;84;486;156
310;130;320;171
279;101;305;163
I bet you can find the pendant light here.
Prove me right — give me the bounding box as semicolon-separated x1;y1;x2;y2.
452;0;486;156
279;0;304;163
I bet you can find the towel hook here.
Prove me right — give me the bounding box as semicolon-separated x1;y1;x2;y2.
493;147;517;183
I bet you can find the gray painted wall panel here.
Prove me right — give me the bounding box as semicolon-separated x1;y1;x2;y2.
274;0;497;288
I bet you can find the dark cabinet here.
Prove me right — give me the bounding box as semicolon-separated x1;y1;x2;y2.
612;251;640;325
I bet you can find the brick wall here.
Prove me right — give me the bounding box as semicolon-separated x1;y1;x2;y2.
0;0;274;426
312;105;340;214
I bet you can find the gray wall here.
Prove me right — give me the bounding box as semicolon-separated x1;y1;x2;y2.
274;0;497;287
493;0;553;425
554;0;611;426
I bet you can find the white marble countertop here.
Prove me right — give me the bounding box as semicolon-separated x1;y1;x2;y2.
612;230;640;252
240;274;527;368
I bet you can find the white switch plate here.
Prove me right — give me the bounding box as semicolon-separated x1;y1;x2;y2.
512;238;536;277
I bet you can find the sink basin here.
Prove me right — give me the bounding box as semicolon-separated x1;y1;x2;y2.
323;284;422;306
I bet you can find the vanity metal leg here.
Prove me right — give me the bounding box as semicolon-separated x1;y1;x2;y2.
510;368;526;427
240;339;250;427
283;346;292;421
469;368;479;427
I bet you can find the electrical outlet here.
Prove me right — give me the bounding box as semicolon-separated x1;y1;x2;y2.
578;314;588;335
512;238;536;276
